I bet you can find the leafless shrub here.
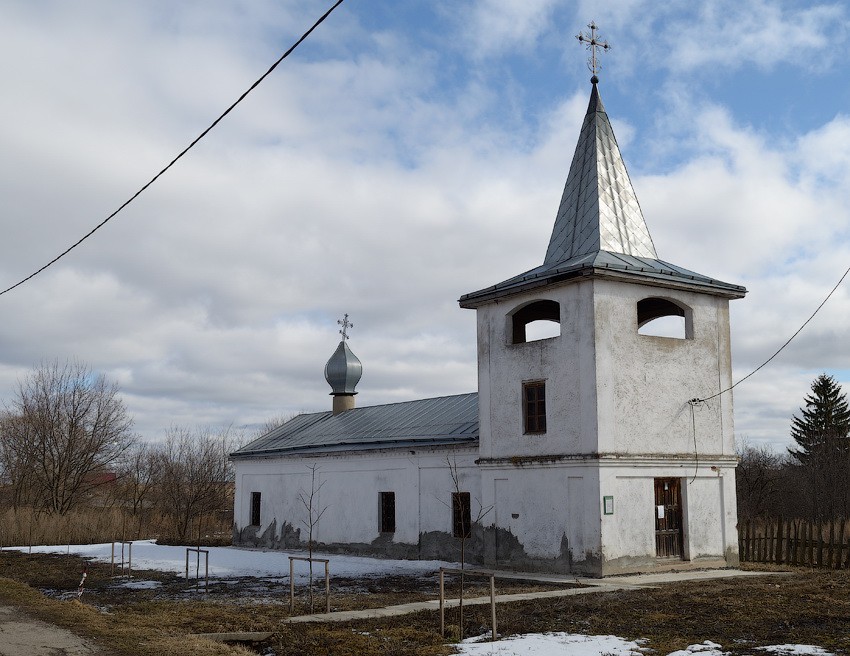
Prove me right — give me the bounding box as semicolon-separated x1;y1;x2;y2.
298;463;328;613
736;441;785;518
153;427;235;542
442;456;492;636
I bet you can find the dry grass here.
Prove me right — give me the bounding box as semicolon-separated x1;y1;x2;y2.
0;507;232;547
0;578;255;656
392;565;850;655
0;550;565;655
2;550;850;656
0;507;134;547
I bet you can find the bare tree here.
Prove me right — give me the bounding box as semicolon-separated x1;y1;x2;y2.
154;427;233;541
2;360;135;515
736;441;785;519
114;442;158;536
297;463;327;613
443;456;492;637
0;411;39;509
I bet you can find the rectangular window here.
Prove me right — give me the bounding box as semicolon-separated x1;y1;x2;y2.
452;491;471;538
379;491;396;533
250;491;261;526
523;380;546;433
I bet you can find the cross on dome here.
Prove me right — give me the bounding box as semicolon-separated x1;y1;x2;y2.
576;21;610;82
337;313;354;341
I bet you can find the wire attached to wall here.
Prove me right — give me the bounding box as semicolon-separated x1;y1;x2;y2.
693;262;850;404
688;399;700;483
0;0;346;299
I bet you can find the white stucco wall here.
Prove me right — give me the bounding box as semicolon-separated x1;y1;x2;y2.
475;281;598;460
232;447;479;548
592;279;736;457
480;463;601;566
474;278;737;461
598;461;739;572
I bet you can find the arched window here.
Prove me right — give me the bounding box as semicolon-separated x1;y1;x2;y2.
637;297;692;339
510;300;561;344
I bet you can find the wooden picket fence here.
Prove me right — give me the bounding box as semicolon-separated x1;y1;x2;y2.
739;517;850;568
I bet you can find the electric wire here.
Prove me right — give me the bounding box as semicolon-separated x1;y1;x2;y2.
689;401;699;483
0;0;345;299
693;262;850;404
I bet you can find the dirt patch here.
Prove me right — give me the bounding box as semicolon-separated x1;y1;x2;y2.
0;604;101;656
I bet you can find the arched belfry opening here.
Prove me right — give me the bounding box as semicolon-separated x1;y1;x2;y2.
510;299;561;344
637;297;692;339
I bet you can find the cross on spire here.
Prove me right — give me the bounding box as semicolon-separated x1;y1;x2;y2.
576;21;610;82
337;313;354;341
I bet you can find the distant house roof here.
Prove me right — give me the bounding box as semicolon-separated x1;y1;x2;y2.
84;471;118;486
231;393;479;459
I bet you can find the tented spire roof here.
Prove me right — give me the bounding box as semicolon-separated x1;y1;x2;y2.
544;82;656;264
459;80;746;307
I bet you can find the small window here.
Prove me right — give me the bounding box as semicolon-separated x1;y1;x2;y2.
637;297;691;339
452;492;471;538
511;300;560;344
523;381;546;434
250;491;261;526
379;491;396;533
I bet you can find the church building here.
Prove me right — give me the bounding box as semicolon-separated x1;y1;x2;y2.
231;58;746;576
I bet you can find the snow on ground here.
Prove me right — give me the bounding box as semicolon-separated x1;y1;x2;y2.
115;580;162;590
456;632;646;655
5;539;458;580
667;641;726;655
455;635;835;656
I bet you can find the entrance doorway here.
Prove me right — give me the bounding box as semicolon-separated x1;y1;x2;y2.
654;478;684;558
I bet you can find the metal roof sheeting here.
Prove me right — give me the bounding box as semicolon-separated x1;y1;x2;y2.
545;83;657;264
231;393;478;459
460;250;746;307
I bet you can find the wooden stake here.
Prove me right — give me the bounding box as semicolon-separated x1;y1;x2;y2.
489;575;496;642
439;569;445;638
828;520;836;568
289;558;295;615
808;521;815;566
324;561;330;614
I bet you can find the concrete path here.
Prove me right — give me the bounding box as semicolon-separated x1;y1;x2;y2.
0;605;100;656
286;568;778;624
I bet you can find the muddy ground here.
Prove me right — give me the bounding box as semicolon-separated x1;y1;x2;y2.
2;551;850;656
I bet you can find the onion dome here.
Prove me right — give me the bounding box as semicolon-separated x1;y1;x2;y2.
324;340;362;395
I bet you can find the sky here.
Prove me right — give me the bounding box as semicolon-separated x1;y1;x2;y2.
0;1;849;452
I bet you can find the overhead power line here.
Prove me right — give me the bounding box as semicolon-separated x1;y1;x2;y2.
693;262;850;404
0;0;345;298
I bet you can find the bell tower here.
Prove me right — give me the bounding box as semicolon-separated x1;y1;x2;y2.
459;27;746;575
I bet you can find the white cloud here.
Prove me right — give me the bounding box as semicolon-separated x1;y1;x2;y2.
461;0;561;59
665;0;847;72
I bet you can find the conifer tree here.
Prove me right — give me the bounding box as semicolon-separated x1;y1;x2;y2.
788;374;850;465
